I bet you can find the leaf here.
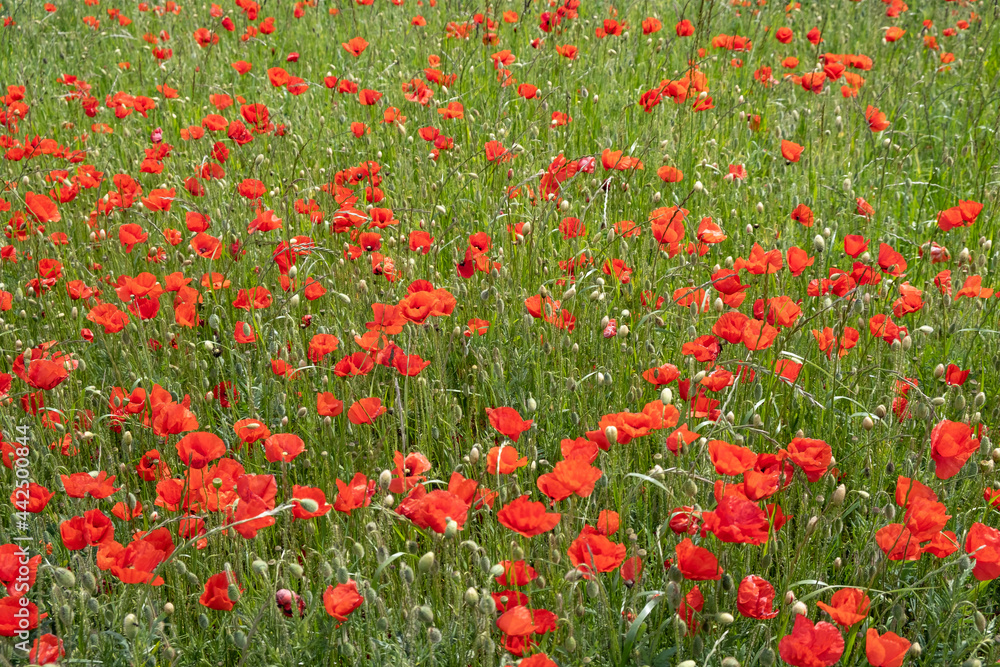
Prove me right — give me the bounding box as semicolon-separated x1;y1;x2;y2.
621;594;664;661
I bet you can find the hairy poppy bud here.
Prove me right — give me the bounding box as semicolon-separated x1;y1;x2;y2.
124;613;140;639
54;567;76;588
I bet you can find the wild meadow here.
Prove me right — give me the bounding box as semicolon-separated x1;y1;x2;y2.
0;0;997;665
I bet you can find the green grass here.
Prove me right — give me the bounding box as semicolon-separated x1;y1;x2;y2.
1;0;1000;666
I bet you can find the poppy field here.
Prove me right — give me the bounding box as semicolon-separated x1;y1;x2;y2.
1;0;999;665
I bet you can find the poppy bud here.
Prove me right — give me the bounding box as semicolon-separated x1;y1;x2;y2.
975;392;987;408
955;394;966;411
476;593;497;617
679;661;697;667
417;552;436;574
831;484;846;506
463;588;480;606
252;559;268;576
813;235;825;253
604;425;618;444
694;180;704;192
586;580;600;599
759;647;776;666
792;601;808;616
124;613;140;639
54;567;76;588
298;497;320;514
58;603;74;626
288;563;304;579
722;659;740;667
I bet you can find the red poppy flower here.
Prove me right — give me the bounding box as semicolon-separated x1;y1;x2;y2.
486;406;533;441
486;445;529;474
200;572;238;611
323;580;364;624
497;495;561;537
567;526;627;576
815;588;870;627
347;397;386;424
291;486;332;519
175;432;226;469
737;575;779;619
263;433;305;463
778;615;844;667
780;140;804;162
865;629;911;667
930;419;978;479
536;458;603;501
675;538;723;580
